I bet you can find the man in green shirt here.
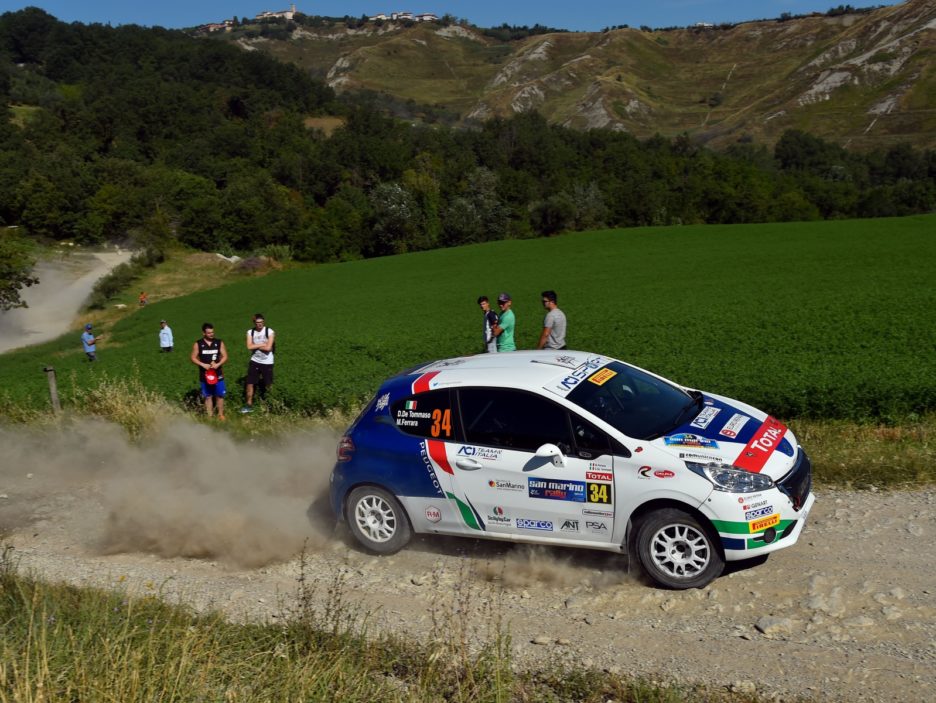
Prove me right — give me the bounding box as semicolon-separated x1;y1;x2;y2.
493;292;516;351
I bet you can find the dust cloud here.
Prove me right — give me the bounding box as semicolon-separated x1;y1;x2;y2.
0;419;339;567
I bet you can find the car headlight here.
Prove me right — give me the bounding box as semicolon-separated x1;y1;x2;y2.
684;461;775;493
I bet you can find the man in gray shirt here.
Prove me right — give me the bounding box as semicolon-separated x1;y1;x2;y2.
537;290;567;350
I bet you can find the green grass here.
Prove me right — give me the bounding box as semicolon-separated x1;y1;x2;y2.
1;215;934;422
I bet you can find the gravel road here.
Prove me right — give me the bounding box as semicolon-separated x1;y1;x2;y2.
1;420;933;702
0;250;132;353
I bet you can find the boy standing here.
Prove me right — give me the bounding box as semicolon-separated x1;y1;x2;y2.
477;295;499;353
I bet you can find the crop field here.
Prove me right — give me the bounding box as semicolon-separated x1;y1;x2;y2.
1;215;934;421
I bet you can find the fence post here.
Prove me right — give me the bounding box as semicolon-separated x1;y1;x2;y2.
43;366;61;414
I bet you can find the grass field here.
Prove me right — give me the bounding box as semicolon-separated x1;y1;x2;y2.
1;215;934;421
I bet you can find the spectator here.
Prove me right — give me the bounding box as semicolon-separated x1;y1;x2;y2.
139;291;148;307
80;323;102;362
241;312;275;414
477;295;499;353
492;292;516;351
536;290;567;350
158;319;173;352
191;322;228;420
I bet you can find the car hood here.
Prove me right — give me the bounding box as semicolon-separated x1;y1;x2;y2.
649;392;798;482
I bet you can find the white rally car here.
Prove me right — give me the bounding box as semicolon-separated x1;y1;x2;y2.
329;351;814;589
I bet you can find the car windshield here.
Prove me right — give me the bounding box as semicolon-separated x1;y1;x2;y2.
566;361;698;440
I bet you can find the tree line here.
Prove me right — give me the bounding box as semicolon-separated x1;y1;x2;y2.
1;7;934;275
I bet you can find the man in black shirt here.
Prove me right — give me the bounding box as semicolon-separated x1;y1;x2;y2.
190;322;229;420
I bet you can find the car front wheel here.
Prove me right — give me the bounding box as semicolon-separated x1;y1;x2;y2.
346;486;412;555
635;508;724;589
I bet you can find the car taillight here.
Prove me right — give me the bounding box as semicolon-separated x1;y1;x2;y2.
337;436;355;462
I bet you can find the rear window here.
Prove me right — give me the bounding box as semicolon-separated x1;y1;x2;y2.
390;390;457;440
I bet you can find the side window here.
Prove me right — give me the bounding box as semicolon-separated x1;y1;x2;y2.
391;390;457;440
459;388;572;453
570;413;611;459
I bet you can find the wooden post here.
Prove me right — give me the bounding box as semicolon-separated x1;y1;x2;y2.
43;366;61;414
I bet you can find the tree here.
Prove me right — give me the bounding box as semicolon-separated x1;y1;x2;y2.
0;229;39;310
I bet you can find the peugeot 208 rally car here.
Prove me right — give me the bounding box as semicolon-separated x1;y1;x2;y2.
329;351;814;589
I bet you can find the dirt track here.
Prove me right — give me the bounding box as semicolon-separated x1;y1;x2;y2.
0;250;132;353
1;420;934;702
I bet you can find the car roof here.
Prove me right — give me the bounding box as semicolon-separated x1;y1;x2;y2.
391;350;618;396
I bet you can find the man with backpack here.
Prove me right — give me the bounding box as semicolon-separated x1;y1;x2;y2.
241;312;275;414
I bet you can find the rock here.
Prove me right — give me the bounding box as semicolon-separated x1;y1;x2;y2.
843;616;874;628
889;587;907;600
756;616;795;638
882;606;902;621
531;636;552;645
557;638;571;646
730;680;757;694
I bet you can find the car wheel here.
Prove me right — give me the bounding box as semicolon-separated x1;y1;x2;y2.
346;486;412;555
635;508;724;589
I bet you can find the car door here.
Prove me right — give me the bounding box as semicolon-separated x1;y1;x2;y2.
450;387;615;544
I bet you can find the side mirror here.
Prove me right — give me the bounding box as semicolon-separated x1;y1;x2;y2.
535;443;566;468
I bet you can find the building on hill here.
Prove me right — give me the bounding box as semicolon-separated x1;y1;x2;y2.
367;11;439;22
256;3;297;21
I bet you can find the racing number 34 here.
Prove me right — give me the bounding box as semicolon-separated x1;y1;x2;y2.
431;408;452;438
588;482;610;503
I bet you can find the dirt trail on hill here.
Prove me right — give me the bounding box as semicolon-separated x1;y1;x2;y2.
0;251;132;354
1;420;934;702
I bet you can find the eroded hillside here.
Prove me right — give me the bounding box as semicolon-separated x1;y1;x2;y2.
230;0;936;149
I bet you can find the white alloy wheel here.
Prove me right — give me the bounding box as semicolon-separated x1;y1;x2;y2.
635;508;724;589
346;486;412;555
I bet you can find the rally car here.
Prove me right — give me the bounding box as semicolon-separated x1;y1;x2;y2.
329;351;814;589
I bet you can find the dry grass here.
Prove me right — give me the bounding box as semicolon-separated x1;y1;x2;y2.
80;250;280;331
794;415;936;488
303;116;346;136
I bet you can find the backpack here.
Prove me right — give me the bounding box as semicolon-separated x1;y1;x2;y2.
252;327;276;354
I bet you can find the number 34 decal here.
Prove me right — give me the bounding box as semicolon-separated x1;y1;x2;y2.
430;408;452;438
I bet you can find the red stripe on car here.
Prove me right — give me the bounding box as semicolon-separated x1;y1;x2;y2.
412;371;440;394
427;439;454;475
732;416;788;473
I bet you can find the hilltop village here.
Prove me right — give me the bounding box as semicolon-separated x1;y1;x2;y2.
198;4;439;32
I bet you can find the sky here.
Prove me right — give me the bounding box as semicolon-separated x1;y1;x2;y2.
0;0;905;32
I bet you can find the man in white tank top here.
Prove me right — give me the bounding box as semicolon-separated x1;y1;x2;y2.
241;312;275;413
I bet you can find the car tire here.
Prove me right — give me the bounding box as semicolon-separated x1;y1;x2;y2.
346;485;412;555
635;508;724;589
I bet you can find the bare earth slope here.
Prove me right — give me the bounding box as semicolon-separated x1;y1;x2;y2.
244;0;936;149
1;421;934;702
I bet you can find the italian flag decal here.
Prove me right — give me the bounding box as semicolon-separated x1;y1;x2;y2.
423;439;484;531
733;416;788;473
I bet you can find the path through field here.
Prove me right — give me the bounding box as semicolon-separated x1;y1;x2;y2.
1;420;933;702
0;250;131;354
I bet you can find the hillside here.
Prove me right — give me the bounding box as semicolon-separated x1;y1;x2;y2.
228;0;936;149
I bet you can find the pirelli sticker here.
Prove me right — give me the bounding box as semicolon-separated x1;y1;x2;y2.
749;513;780;533
588;368;617;386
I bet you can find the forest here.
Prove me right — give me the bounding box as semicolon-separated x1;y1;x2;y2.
1;7;934;268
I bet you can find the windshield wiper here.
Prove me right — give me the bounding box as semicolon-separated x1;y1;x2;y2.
670;390;703;429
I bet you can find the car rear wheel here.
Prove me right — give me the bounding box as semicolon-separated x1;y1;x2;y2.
346;486;412;555
635;508;724;589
